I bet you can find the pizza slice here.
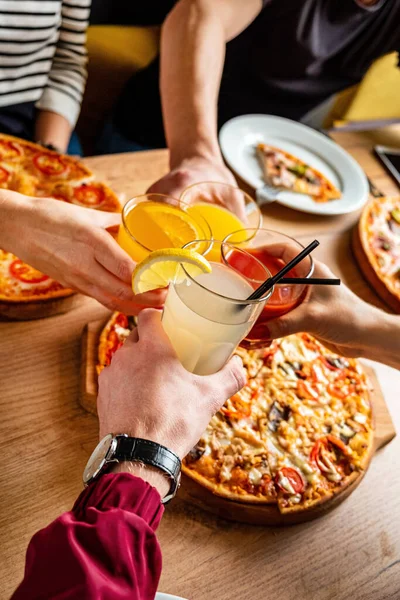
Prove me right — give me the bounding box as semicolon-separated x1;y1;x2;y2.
22;148;93;183
39;181;121;212
0;134;37;163
0;250;65;302
257;143;341;203
97;312;133;374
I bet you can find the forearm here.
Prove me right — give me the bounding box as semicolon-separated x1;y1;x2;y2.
35;111;72;154
360;309;400;370
0;190;32;253
12;473;164;600
161;0;262;168
161;1;225;167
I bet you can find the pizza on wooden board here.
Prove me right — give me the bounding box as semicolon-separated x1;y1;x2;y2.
0;133;120;307
353;196;400;313
97;313;373;516
257;143;341;203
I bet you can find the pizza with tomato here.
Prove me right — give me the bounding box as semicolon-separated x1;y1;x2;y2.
96;314;373;515
257;143;341;203
0;134;121;313
97;312;133;375
40;181;121;212
0;250;66;301
353;196;400;313
0;134;92;192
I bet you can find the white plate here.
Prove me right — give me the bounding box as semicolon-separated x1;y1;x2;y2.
219;114;369;216
156;594;188;600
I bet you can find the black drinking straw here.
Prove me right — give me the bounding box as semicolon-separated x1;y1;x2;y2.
246;239;320;301
279;277;340;285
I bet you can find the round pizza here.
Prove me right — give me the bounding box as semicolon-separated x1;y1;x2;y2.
353;196;400;313
0;133;121;314
95;313;373;516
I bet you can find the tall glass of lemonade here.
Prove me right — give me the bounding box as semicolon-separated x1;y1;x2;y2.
161;240;272;375
117;193;212;262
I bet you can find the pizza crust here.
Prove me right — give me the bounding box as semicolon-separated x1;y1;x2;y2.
353;196;400;313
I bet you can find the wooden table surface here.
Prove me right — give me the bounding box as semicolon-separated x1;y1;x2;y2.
1;127;400;600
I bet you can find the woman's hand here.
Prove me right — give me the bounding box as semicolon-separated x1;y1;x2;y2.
266;259;399;367
0;190;165;314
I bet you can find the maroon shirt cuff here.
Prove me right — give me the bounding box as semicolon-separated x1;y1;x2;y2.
12;473;164;600
73;472;164;528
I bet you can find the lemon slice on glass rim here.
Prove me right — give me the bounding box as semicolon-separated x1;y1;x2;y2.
132;248;212;294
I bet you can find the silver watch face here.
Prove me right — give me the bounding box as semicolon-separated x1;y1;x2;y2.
83;434;116;485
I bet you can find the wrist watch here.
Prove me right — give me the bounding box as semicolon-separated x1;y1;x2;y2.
83;434;182;504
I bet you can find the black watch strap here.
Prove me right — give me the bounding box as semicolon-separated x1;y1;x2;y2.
114;436;181;498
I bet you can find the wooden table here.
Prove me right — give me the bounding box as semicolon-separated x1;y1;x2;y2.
1;127;400;600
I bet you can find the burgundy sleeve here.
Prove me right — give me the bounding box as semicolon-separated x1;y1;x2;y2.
12;473;164;600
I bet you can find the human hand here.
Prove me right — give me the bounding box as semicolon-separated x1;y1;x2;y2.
147;156;247;218
98;309;247;458
265;260;380;359
1;191;165;314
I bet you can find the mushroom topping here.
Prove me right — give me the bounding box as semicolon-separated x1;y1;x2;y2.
268;401;291;432
186;444;205;463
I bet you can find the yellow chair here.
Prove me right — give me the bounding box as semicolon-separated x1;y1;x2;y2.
77;25;160;152
324;52;400;129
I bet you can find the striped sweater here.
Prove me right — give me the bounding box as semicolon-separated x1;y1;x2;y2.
0;0;90;127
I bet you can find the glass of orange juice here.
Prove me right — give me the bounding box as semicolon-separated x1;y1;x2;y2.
117;193;212;263
180;182;262;245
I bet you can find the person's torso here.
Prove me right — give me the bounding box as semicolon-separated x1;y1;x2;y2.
225;0;400;97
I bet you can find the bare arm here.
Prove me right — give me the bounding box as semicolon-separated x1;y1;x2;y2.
266;261;400;371
34;111;72;154
148;0;263;200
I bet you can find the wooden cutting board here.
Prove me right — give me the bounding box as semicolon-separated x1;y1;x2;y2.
80;316;396;525
0;293;85;320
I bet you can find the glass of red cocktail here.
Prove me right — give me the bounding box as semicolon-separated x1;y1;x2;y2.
224;228;314;349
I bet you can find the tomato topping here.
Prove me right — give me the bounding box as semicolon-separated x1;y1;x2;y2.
73;184;104;207
0;165;10;184
105;330;125;366
275;467;305;494
297;379;319;400
33;152;67;176
310;435;348;472
221;394;251;420
115;313;129;328
320;356;340;371
0;140;22;160
301;333;319;351
9;259;49;284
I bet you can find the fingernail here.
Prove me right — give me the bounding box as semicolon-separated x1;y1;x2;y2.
232;354;243;367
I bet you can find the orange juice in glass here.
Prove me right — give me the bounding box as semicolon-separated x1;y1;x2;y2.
180;182;262;258
117;194;212;263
